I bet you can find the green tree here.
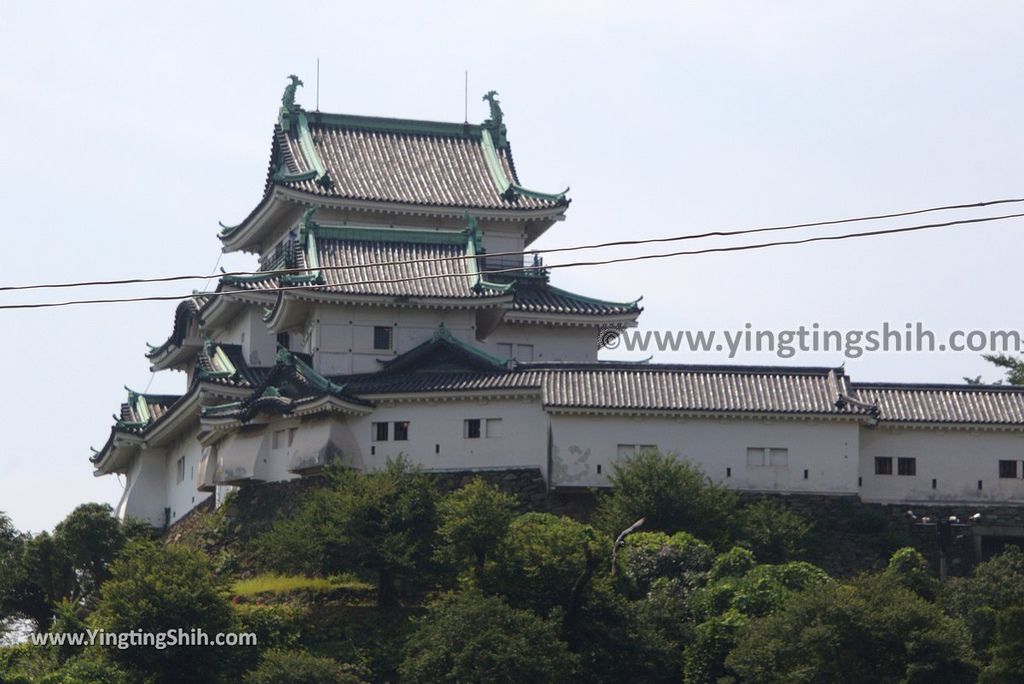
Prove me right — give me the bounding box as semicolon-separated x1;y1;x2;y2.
980;606;1024;684
53;503;147;601
617;530;713;595
482;512;607;616
727;574;978;683
944;546;1024;658
17;532;74;630
885;547;939;600
400;591;576;684
244;649;367;684
0;512;25;633
684;552;831;683
436;478;517;577
91;541;235;684
982;354;1024;385
738;499;813;563
261;458;438;606
594;450;738;546
36;654;129;684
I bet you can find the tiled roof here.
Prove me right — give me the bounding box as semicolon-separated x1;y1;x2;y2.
273;115;565;211
116;393;182;433
852;383;1024;425
341;370;545;395
196;344;267;388
146;297;204;359
508;280;641;317
224;229;508;301
536;364;854;414
338;363;857;416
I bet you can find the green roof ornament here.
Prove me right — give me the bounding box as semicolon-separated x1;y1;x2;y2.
279;74;304;132
299;206;319;237
482;90;507;148
462;211;483;252
275;345;295;366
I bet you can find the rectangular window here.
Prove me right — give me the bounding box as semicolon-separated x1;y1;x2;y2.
464;419;481;439
617;444;637;460
288;428;297;447
496;343;514;359
485;418;503;438
176;457;185;484
393;421;409;441
999;460;1018;479
515;344;534;362
875;457;893;475
897;457;917;476
639;444;658;455
373;422;389;441
272;429;286;450
746;447;788;467
373;326;393;351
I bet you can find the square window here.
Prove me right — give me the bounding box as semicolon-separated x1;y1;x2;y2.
999;460;1018;479
485;418;503;438
373;326;393;351
617;444;637;460
464;419;481;439
515;344;534;362
769;448;789;467
496;343;514;359
394;421;409;441
746;447;766;467
897;457;916;476
875;457;893;475
373;422;389;441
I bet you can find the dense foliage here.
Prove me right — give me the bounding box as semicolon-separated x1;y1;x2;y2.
4;450;1024;683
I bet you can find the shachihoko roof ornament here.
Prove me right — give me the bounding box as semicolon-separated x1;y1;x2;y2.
482;90;506;148
278;74;304;132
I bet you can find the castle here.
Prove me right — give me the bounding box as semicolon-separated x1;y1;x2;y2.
91;77;1024;528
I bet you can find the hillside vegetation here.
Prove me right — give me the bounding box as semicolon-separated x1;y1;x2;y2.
1;452;1020;683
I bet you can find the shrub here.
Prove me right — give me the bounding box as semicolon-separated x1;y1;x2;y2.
482;512;607;615
91;541;235;684
436;479;517;577
738;499;812;563
727;574;978;683
244;649;368;684
400;591;575;683
594;451;739;546
618;531;713;593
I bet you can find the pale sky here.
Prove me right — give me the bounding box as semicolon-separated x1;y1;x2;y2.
2;1;1023;532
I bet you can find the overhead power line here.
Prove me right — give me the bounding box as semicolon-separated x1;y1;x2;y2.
2;210;1021;311
0;197;1021;294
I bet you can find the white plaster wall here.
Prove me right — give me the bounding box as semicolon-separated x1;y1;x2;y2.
312;306;478;374
481;324;599;363
859;427;1024;503
213;307;278;367
164;436;211;524
549;414;860;494
348;398;549;475
120;450;168;527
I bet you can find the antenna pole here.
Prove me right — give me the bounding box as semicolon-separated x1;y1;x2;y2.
464;70;468;123
316;58;320;111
